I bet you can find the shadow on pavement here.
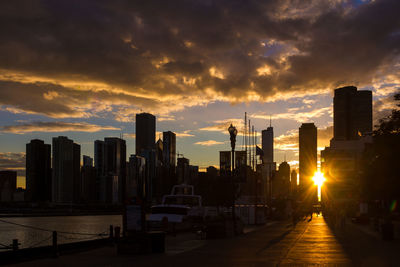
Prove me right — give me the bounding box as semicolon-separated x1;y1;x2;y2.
328;218;400;267
256;228;293;255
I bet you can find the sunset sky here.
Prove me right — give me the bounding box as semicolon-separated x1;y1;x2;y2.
0;0;399;187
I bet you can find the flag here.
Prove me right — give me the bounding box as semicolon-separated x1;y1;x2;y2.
256;145;264;156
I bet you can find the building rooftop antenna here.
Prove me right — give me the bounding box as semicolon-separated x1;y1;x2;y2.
269;115;272;127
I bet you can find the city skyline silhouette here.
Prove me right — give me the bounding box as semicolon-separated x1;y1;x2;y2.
0;1;399;266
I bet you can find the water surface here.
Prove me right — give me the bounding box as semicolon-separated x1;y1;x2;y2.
0;215;122;249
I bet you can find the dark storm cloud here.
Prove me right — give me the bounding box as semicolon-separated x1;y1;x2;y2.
0;0;399;117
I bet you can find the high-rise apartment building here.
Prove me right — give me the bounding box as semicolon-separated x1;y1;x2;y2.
52;136;80;203
334;86;372;140
299;123;317;191
26;139;51;202
136;113;156;155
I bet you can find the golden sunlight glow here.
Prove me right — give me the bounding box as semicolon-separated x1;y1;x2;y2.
312;171;325;202
209;67;225;79
312;171;325;187
257;65;272;76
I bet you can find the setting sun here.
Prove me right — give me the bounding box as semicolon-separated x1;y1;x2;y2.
312;171;325;187
312;171;325;202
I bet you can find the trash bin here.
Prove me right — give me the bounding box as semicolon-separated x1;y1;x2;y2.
148;231;165;253
382;222;394;241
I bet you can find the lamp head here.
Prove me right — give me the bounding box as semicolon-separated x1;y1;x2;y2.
228;124;237;137
228;124;237;150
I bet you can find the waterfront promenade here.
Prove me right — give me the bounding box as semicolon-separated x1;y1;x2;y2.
10;215;400;266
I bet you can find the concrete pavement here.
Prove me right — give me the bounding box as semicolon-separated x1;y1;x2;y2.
10;215;400;266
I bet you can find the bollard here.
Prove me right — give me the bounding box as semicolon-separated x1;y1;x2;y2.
52;231;58;257
115;226;120;243
12;239;19;251
109;225;114;239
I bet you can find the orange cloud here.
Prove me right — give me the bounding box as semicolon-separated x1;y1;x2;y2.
0;121;120;134
194;140;225;146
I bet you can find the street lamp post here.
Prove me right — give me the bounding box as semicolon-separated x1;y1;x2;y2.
228;124;238;235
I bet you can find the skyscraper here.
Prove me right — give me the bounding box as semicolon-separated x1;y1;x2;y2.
94;140;105;201
0;171;17;202
81;163;96;203
273;161;290;198
83;155;93;167
261;124;275;201
136;113;156;155
290;169;298;196
321;86;373;202
140;149;157;204
161;131;176;195
52;136;81;203
219;151;231;174
95;138;126;203
105;137;126;203
299;123;317;191
127;154;146;200
26;139;51;202
162;131;176;170
262;127;274;163
333;86;372;140
177;157;190;184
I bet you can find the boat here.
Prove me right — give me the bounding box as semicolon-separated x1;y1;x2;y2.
147;184;203;227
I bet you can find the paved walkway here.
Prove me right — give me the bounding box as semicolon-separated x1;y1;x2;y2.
12;215;400;266
12;215;356;266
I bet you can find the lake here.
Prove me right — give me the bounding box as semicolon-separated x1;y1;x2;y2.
0;215;122;249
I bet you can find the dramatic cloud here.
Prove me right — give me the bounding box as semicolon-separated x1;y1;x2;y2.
195;140;225;146
0;121;120;134
0;0;399;119
0;0;399;171
199;119;245;133
253;106;332;123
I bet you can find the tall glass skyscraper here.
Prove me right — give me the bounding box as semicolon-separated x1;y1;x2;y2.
135;113;156;155
52;136;80;203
